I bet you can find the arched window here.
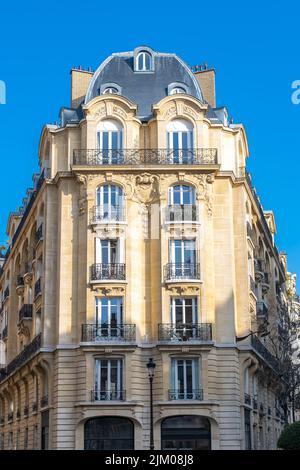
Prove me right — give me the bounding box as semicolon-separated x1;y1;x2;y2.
167;119;194;163
136;51;152;71
103;87;119;95
161;415;211;450
84;417;134;450
96;119;123;164
167;185;197;222
95;184;124;222
170;87;186;95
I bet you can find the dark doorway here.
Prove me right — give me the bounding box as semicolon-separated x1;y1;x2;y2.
161;415;211;450
84;416;134;450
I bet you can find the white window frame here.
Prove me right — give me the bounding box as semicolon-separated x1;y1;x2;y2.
96;184;124;221
168;185;196;205
95;297;123;326
94;358;123;400
136;51;152;71
172;358;200;399
170;297;198;324
170;87;186;95
169;239;196;265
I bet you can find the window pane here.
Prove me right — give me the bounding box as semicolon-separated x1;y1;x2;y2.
174;299;183;323
145;53;151;70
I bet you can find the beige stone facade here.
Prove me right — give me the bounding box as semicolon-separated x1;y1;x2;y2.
0;47;293;450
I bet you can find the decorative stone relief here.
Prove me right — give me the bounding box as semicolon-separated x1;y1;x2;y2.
195;174;215;216
166;285;201;295
91;285;126;296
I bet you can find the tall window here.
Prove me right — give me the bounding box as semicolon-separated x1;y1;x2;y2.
244;409;252;450
170;358;200;400
95;297;123;338
167;119;194;163
94;359;123;400
168;185;196;221
169;239;197;279
170;298;198;324
96;184;124;221
136;51;152;71
96;119;123;164
96;239;119;264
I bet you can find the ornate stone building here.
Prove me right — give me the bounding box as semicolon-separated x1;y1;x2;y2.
0;46;294;449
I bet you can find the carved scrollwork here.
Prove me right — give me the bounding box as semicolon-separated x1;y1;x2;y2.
166;285;201;295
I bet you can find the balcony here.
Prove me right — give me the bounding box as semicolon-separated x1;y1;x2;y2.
251;334;280;373
165;205;198;223
0;333;42;383
256;301;268;320
40;395;49;408
254;259;265;282
244;393;251;405
34;278;42;298
91;389;125;401
82;324;136;342
164;263;201;282
89;205;126;224
36;224;43;243
168;389;203;400
19;304;33;322
90;263;126;282
73;148;218;166
158;323;212;342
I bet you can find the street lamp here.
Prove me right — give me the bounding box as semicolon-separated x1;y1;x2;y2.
146;357;156;450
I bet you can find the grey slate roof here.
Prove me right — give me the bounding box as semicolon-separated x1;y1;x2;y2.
84;49;204;119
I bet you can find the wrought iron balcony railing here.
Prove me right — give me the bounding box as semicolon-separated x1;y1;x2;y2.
36;224;43;243
164;263;201;281
82;324;136;342
90;263;126;281
251;334;280;373
0;333;42;383
256;301;268;319
40;395;49;408
89;205;126;224
158;323;212;342
73;148;218;166
244;393;251;405
91;389;126;401
168;389;203;400
19;304;33;322
165;205;198;222
34;278;42;298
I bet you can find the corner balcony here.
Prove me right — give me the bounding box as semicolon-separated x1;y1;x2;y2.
90;263;126;282
89;205;126;225
158;323;212;343
91;389;126;401
73;148;218;166
81;323;136;342
164;263;201;283
251;334;280;373
19;304;33;322
165;205;199;223
168;389;203;401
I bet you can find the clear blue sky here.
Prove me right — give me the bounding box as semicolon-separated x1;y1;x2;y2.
0;0;299;278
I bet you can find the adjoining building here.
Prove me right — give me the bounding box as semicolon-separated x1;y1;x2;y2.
0;46;296;450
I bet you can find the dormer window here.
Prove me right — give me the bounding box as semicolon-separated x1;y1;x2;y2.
136;51;152;71
170;87;186;95
168;83;188;95
103;87;118;95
